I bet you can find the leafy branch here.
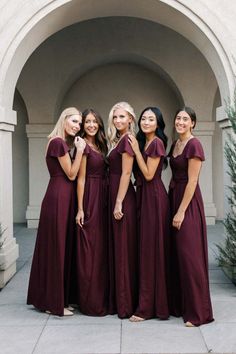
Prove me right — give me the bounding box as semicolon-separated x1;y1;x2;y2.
216;92;236;267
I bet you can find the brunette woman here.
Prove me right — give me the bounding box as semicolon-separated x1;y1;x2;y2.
27;107;86;316
107;101;138;318
128;107;170;322
168;107;214;326
76;108;108;316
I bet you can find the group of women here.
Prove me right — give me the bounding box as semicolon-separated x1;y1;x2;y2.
27;102;214;327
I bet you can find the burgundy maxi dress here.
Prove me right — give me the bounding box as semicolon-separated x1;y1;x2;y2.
168;137;214;326
27;137;77;316
108;134;138;318
76;144;108;316
134;138;169;320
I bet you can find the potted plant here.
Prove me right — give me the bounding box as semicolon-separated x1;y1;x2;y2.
216;93;236;285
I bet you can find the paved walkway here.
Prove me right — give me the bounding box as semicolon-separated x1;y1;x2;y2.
0;223;236;354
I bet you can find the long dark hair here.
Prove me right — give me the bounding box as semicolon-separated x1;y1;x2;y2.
81;108;108;157
136;107;168;168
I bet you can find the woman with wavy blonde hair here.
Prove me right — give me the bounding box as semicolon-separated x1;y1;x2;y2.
27;107;86;317
107;101;136;150
107;101;138;318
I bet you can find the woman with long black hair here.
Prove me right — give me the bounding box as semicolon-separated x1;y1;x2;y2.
128;107;170;322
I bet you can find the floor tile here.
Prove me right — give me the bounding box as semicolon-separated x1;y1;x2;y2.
47;312;121;325
122;321;208;353
211;300;236;322
201;323;236;353
0;304;49;326
0;326;43;354
34;324;121;354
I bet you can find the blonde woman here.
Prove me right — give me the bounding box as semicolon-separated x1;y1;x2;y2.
27;107;86;317
107;102;138;318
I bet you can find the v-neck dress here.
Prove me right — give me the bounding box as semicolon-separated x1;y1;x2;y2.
134;138;170;319
168;137;214;326
76;144;109;316
108;134;138;318
27;137;77;316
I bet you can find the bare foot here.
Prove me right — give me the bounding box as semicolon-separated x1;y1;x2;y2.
129;315;145;322
63;308;74;316
66;306;75;311
185;321;195;327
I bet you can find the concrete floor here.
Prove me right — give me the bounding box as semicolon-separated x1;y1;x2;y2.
0;223;236;354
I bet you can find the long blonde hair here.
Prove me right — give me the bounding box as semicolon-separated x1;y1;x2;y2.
107;102;136;150
48;107;81;140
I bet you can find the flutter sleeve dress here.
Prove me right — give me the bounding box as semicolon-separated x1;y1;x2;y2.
27;137;77;316
108;134;138;318
76;144;108;316
134;137;170;320
168;137;214;326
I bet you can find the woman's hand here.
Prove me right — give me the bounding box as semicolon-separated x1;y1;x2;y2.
128;134;139;155
172;210;185;230
75;136;86;152
113;200;124;220
76;209;84;227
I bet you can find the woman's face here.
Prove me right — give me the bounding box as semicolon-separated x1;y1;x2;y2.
64;114;82;137
140;110;157;134
175;111;194;135
84;113;99;137
113;108;132;134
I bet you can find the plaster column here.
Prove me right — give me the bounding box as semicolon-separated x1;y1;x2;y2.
26;124;53;228
0;107;19;288
194;121;216;224
217;106;231;217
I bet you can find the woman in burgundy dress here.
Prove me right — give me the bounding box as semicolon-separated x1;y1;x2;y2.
27;107;86;316
107;101;138;318
128;107;170;322
168;107;214;326
76;109;108;316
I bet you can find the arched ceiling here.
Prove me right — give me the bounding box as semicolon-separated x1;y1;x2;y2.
0;0;234;113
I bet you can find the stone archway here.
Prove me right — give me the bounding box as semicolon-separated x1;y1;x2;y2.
0;0;234;110
0;0;234;287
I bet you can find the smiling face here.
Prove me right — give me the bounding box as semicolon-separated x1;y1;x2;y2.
175;110;194;136
140;109;157;135
83;113;99;137
64;114;82;137
113;108;132;135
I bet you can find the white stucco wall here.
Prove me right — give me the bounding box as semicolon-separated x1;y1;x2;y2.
212;89;224;220
12;90;29;223
62;62;179;132
17;17;218;123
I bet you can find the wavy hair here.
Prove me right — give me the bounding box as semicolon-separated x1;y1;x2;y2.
136;107;168;168
81;108;108;157
48;107;81;142
107;101;136;150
